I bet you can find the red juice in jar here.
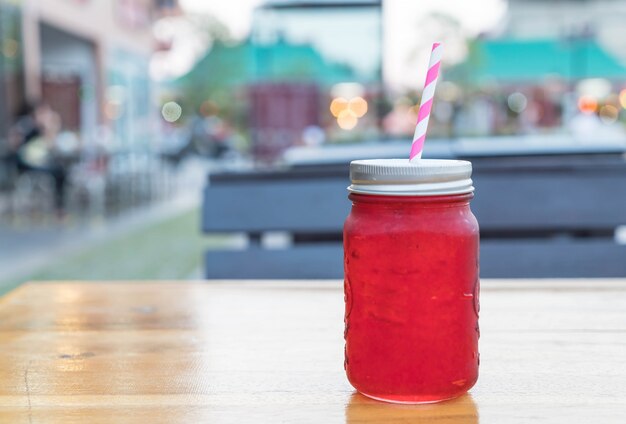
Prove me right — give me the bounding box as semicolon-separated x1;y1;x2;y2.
343;159;479;404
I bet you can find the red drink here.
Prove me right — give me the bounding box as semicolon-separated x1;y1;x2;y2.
343;159;479;404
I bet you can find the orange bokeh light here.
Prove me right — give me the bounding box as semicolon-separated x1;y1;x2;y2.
330;97;349;117
337;110;358;130
348;96;368;117
577;96;598;114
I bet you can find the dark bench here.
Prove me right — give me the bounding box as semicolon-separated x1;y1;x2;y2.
202;152;626;279
473;154;626;277
203;168;346;279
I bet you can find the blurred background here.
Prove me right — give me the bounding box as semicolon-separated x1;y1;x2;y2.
1;0;626;293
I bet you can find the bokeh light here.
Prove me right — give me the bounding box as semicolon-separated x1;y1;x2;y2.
599;105;619;124
577;96;598;115
330;95;368;126
348;96;368;118
337;110;357;130
161;101;183;122
302;125;325;146
619;89;626;109
3;39;18;58
507;92;527;113
330;97;349;117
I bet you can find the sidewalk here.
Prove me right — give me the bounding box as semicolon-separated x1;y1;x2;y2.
0;194;202;294
0;159;217;295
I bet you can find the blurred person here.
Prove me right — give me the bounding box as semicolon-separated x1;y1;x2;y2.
468;94;495;136
8;102;68;215
189;110;234;158
531;88;561;128
160;118;193;167
160;107;233;164
448;92;495;137
188;111;213;157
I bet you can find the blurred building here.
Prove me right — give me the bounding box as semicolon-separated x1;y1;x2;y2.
436;0;626;137
249;83;321;160
0;1;25;140
250;0;382;160
0;0;178;151
174;0;382;161
449;38;626;86
176;37;353;161
505;0;626;63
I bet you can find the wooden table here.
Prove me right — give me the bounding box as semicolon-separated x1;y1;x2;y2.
0;280;625;423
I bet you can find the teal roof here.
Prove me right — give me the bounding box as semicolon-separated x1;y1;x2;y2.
176;38;356;89
447;38;626;85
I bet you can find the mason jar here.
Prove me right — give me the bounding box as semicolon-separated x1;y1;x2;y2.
343;159;480;404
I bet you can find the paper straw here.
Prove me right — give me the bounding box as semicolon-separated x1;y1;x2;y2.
409;42;443;162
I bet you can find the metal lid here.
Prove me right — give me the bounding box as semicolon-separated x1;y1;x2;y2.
349;159;474;196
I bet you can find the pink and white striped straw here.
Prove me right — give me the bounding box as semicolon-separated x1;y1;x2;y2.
409;42;443;162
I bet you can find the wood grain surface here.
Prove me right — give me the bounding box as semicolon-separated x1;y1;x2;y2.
0;280;625;423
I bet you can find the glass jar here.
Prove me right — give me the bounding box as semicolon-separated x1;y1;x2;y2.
343;159;480;404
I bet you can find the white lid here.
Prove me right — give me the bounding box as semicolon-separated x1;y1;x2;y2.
348;159;474;196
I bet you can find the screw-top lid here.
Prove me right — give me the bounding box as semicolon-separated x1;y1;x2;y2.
349;159;474;196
